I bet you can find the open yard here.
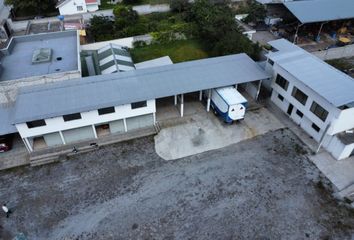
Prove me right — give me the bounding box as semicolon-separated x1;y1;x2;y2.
1;129;354;239
130;39;208;63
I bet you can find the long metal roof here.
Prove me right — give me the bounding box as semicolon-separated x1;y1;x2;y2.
284;0;354;24
13;54;270;124
268;39;354;107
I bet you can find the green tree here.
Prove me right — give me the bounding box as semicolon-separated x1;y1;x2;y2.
243;1;267;23
187;0;261;60
5;0;56;15
88;15;115;41
113;5;139;30
170;0;189;13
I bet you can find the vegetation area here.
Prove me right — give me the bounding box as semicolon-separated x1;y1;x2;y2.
5;0;58;18
100;0;169;9
130;39;208;63
89;0;262;63
326;58;354;76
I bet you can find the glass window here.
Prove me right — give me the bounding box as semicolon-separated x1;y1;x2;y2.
268;58;274;66
310;102;328;122
291;87;308;105
98;107;115;115
296;110;303;118
312;123;320;132
131;101;147;109
77;6;83;11
277;94;284;101
26;119;46;128
63;113;81;122
275;75;289;91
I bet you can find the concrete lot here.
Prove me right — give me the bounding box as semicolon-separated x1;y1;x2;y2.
1;129;354;239
155;106;283;160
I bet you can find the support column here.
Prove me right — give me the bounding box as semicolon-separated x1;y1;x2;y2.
22;138;31;152
92;125;98;138
255;80;262;101
180;94;184;117
153;112;156;125
174;95;177;105
24;138;33;152
316;22;327;42
59;131;66;145
293;23;304;44
123;118;128;132
199;90;203;101
235;84;238;90
206;89;211;112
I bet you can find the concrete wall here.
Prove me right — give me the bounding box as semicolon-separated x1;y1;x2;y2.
325;135;354;160
269;61;341;141
328;108;354;135
58;0;88;15
0;70;82;104
311;44;354;60
16;99;156;139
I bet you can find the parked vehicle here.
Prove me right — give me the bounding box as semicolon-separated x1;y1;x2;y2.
0;134;14;152
210;87;248;123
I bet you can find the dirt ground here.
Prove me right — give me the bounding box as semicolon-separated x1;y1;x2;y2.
1;129;354;240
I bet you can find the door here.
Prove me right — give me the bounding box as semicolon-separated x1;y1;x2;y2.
287;104;294;115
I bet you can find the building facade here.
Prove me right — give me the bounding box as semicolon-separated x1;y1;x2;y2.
16;100;156;152
57;0;100;15
266;39;354;160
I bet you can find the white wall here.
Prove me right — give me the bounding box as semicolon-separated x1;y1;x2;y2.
269;61;341;141
16;99;156;138
86;4;99;12
328;107;354;135
58;0;88;15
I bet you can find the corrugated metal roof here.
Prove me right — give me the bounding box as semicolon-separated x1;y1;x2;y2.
0;105;16;135
284;0;354;24
135;56;173;69
13;54;270;124
268;39;354;107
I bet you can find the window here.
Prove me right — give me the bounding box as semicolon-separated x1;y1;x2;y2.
98;107;115;115
268;58;274;66
310;102;328;122
291;87;308;105
26;119;46;128
275;75;289;91
311;123;320;132
131;101;147;109
63;113;81;122
296;110;303;118
277;94;284;101
77;6;83;11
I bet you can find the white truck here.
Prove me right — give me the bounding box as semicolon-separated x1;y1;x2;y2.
210;87;248;123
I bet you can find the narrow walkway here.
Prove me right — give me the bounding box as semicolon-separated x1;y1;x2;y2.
267;101;354;196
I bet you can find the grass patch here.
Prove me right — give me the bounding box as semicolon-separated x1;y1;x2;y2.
130;39;209;63
326;59;354;73
99;0;117;10
100;0;169;9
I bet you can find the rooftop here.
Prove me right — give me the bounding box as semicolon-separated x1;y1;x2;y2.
0;31;79;82
267;39;354;107
283;0;354;24
13;54;270;124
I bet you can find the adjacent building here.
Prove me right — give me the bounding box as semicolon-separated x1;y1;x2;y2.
57;0;101;15
0;30;81;104
265;39;354;160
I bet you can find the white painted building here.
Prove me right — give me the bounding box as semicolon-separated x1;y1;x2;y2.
16;100;156;152
6;54;269;154
265;39;354;160
56;0;100;15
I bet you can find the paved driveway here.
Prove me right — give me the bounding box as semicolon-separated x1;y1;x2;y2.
155;107;283;160
1;130;354;239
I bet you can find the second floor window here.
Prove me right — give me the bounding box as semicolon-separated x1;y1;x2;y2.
275;74;289;91
292;87;308;105
310;102;328;122
63;113;81;122
131;101;147;109
26;119;46;128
